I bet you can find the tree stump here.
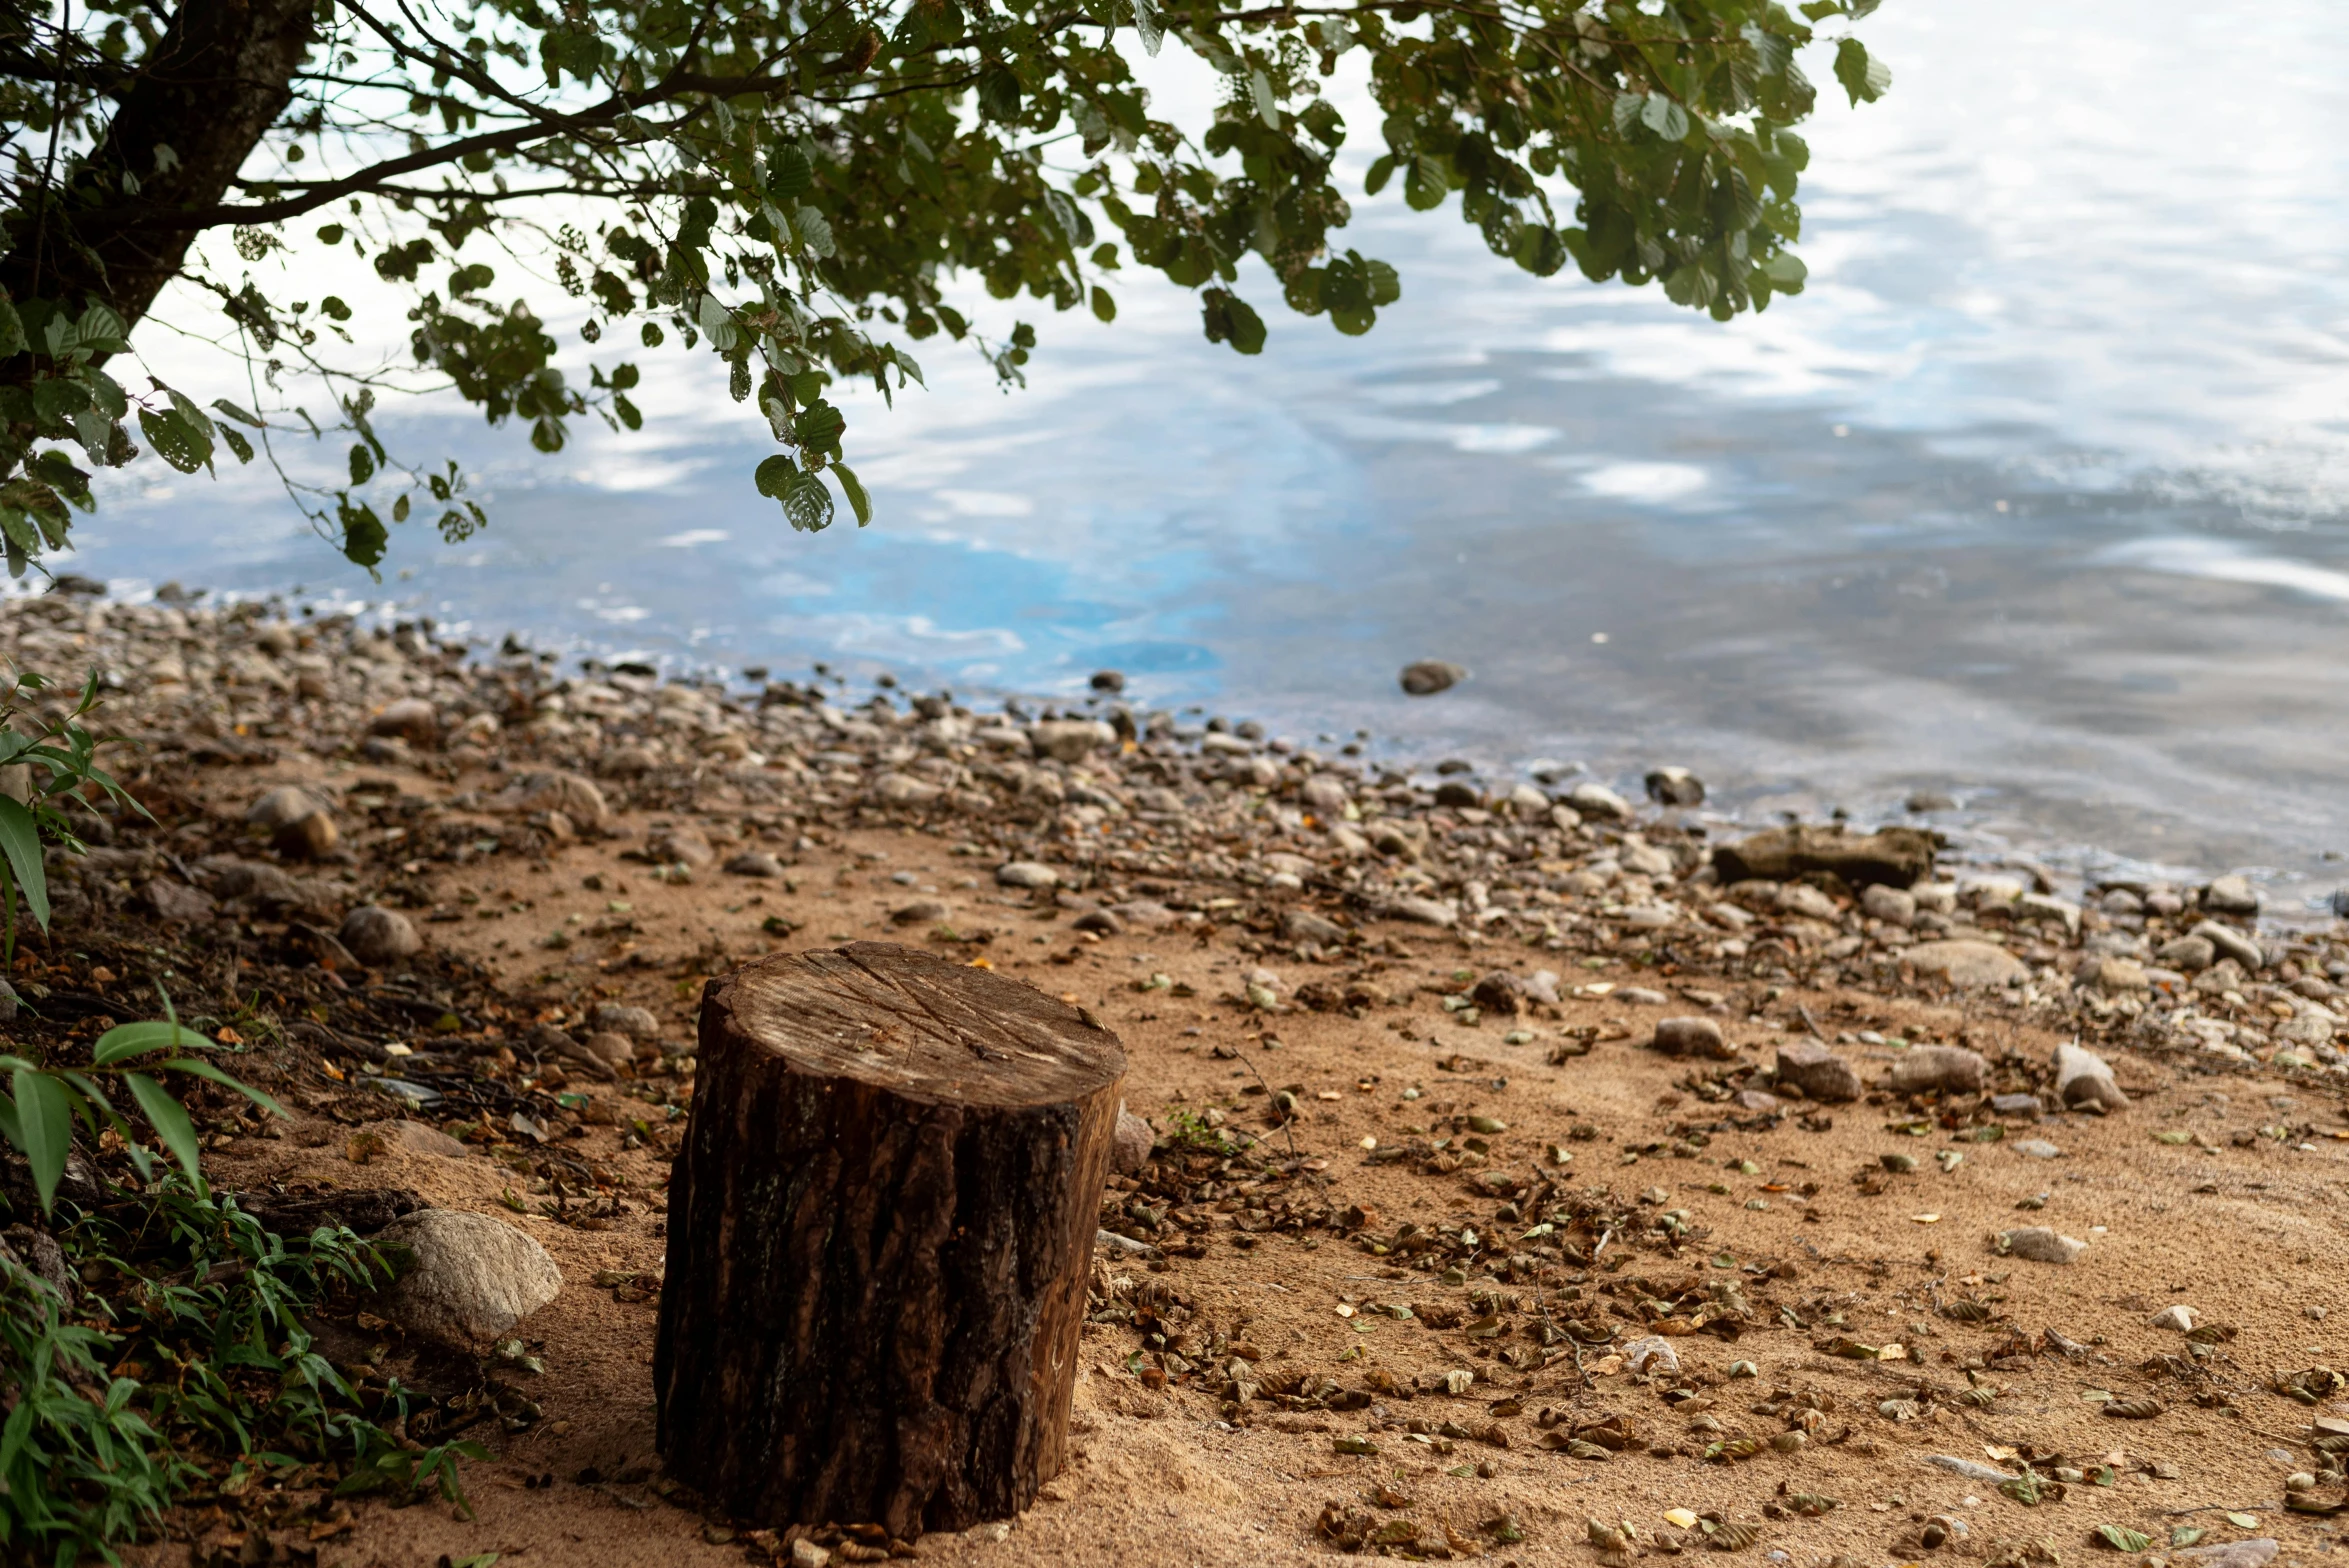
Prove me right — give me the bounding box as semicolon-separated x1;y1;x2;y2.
655;941;1127;1536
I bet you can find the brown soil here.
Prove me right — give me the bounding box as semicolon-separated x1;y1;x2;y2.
100;749;2349;1568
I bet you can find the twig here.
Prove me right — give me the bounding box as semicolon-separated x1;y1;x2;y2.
1226;1042;1296;1160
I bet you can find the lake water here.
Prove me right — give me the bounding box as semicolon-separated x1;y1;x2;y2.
66;0;2349;912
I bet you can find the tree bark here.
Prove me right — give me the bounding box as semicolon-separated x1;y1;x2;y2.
0;0;317;325
654;941;1126;1537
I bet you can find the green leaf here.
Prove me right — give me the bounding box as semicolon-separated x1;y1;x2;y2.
219;427;254;464
0;795;48;930
1403;155;1448;211
1131;0;1162;56
137;407;211;473
754;453;798;499
792;402;845;453
156;1057;286;1119
0;299;25;359
94;1017;218;1067
348;443;375;484
833;462;872;526
1090;286;1116;323
1364;154;1397;197
768;144;813;201
11;1069;72;1212
1834;38;1892;105
1200;288;1266;355
1640;94;1691;141
339;499;387;569
2096;1526;2152;1554
124;1072;201;1182
782;472;833;532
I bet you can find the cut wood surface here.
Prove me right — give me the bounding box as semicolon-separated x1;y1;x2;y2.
655;941;1127;1537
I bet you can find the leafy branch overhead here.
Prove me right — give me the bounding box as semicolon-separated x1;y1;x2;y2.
0;0;1886;566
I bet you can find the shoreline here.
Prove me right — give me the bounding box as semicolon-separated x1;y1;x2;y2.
11;580;2349;1565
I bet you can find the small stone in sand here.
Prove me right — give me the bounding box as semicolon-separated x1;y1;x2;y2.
2001;1226;2087;1264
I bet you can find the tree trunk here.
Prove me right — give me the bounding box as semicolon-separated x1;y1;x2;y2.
0;0;316;325
654;941;1126;1538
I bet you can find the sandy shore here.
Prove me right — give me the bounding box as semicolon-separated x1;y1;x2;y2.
7;587;2347;1568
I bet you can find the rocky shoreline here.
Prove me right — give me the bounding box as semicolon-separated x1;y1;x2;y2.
11;581;2341;1086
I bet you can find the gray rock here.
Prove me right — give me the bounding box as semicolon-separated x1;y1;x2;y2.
1732;1088;1782;1113
2053;1041;2128;1112
275;812;339;859
1111;1110;1154;1176
1108;900;1178;929
339;905;421;967
1889;1044;1988;1095
1990;1092;2044;1120
647;825;714;866
1386;895;1458;928
577;1031;636;1071
1651;1017;1736;1060
2001;1225;2087;1264
0;979;19;1023
2202;874;2261;917
996;860;1059;889
2156;933;2216;971
247;784;330;830
723;850;784;878
892;899;950;926
1280;909;1348;947
1861;884;1916;927
1089;670;1126;693
1778;883;1841;923
1032;719;1115;763
1922;1455;2019;1483
1399;660;1466;696
1643;767;1705;807
1301;775;1351;817
2088;956;2149;993
373;1209;562;1350
369;697;440;743
1070;908;1121;936
1774;1039;1862;1102
200;856;305;906
2013;1139;2063;1160
388;1120;471;1159
143;878;215;922
1567;781;1632;820
507;770;610;830
2176;1543;2276;1568
1905;939;2028;989
2190;919;2263;971
872;773;941;808
589;1003;661;1041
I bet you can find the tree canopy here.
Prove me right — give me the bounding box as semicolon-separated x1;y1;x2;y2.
0;0;1887;572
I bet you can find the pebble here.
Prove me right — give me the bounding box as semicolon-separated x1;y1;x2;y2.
2190;918;2263;971
2012;1139;2062;1160
1071;909;1121;935
1888;1044;1988;1095
1651;1017;1737;1060
2148;1304;2197;1330
588;1003;660;1040
1904;940;2028;989
1643;767;1705;807
247;784;330;830
1398;660;1466;696
722;851;784;878
2175;1542;2277;1568
2156;933;2216;971
339;905;421;967
1990;1092;2044;1119
996;861;1059;889
2052;1041;2128;1111
368;697;440;743
144;878;214;922
1032;718;1115;763
1773;1039;1862;1102
1089;670;1126;692
276;811;339;859
1386;895;1457;928
1621;1335;1680;1376
1861;884;1916;927
1280;909;1348;947
646;825;714;866
1566;782;1631;820
371;1209;562;1351
503;769;611;830
2001;1226;2088;1264
388;1119;471;1159
2089;956;2149;993
1923;1455;2018;1483
1111;1109;1154;1175
2202;873;2261;917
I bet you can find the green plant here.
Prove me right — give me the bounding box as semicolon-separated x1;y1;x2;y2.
0;1176;489;1566
0;669;144;958
0;0;1885;568
0;999;284;1214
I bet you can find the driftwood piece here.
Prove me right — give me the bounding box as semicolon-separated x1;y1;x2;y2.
655;941;1127;1536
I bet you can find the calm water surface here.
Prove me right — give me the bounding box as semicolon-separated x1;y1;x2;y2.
63;0;2349;909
